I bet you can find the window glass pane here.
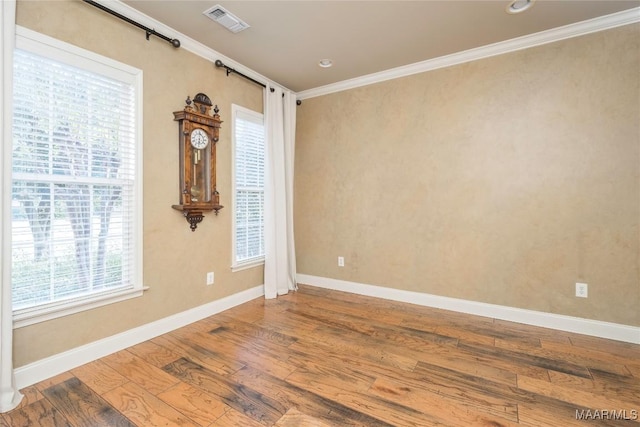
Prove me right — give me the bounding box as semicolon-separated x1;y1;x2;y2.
233;107;265;265
12;44;138;312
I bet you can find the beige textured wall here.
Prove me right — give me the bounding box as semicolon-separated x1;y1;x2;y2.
295;24;640;326
14;0;264;367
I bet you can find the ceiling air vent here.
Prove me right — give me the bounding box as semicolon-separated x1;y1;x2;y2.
203;5;250;33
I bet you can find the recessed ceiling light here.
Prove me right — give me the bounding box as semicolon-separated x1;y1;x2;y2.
318;59;333;68
506;0;535;14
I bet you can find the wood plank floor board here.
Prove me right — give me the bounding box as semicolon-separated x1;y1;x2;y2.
368;376;521;427
412;362;529;405
163;357;287;426
517;401;621;427
433;325;497;346
202;327;301;379
209;314;299;348
155;381;229;427
445;325;542;347
491;320;572;345
286;305;460;348
101;349;181;395
251;304;330;334
289;287;445;331
230;365;395;427
517;375;640;421
568;334;640;358
552;369;640;406
413;351;519;387
627;364;640;379
212;314;421;375
4;285;639;426
548;370;597;389
102;380;199;427
1;398;71;427
41;377;133;427
541;339;640;373
285;366;456;427
214;297;290;325
420;341;552;381
273;408;335;427
294;323;420;371
288;340;515;422
369;362;521;422
500;338;634;377
283;355;378;392
285;339;421;392
589;369;640;394
126;339;184;369
152;332;246;377
168;329;249;374
457;341;593;379
210;407;270;427
70;359;129;396
34;372;75;394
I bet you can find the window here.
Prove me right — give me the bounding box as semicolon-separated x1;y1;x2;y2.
11;27;143;326
232;105;265;269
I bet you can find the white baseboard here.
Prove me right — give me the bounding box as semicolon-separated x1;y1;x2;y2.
14;285;264;389
297;274;640;344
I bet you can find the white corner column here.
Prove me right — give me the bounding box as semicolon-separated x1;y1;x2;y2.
0;0;23;413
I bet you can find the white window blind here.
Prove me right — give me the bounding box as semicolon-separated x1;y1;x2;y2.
233;106;265;267
11;28;142;323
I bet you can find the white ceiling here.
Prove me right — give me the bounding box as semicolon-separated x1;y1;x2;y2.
122;1;640;92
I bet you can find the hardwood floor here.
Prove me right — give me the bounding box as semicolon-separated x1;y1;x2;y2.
2;285;639;426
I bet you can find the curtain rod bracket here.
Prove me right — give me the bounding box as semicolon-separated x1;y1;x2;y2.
215;59;266;88
214;60;301;105
83;0;180;48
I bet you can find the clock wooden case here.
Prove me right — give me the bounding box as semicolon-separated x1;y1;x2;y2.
172;93;223;231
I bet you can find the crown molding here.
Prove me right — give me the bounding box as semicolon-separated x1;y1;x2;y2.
297;7;640;100
91;0;289;92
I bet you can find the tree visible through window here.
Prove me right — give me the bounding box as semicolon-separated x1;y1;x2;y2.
11;30;142;319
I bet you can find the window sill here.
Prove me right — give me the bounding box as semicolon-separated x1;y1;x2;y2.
231;259;265;273
13;286;148;329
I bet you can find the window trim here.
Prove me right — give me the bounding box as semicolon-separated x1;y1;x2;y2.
231;104;265;271
11;26;144;328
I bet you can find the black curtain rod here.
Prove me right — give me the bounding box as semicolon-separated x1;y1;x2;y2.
214;60;302;105
83;0;180;48
215;59;266;88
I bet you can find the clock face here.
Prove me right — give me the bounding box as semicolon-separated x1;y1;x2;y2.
190;128;209;149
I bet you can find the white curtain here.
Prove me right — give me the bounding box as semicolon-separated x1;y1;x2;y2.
263;85;297;299
0;0;23;413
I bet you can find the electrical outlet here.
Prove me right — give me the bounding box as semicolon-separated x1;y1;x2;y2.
206;272;214;285
576;282;588;298
338;256;345;267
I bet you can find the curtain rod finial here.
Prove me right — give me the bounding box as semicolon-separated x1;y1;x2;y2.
171;39;181;48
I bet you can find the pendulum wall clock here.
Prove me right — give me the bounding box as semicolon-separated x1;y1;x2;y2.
172;93;223;231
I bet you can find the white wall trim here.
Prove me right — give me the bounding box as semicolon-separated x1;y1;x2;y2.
297;274;640;345
14;285;264;389
297;7;640;100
